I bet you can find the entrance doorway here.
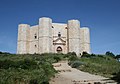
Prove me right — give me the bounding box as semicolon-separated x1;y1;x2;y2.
56;46;62;53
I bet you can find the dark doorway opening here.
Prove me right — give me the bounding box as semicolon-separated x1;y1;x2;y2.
56;46;62;53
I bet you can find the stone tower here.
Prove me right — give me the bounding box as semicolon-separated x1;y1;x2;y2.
17;17;91;56
39;17;52;53
68;20;80;56
80;27;90;54
17;24;30;54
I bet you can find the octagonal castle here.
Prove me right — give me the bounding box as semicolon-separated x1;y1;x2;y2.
17;17;90;56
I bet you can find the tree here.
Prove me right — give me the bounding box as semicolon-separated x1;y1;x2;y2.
67;52;77;56
105;51;115;58
81;52;91;58
115;55;120;61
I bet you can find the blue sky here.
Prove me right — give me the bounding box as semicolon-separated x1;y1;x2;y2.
0;0;120;55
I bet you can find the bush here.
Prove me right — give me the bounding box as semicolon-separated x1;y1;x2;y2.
112;71;120;83
115;55;120;61
53;56;61;62
0;53;57;84
105;51;115;58
70;61;84;68
81;52;94;58
68;55;78;61
79;56;120;77
30;79;38;84
67;52;77;56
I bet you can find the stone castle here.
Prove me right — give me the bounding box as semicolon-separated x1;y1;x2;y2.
17;17;90;56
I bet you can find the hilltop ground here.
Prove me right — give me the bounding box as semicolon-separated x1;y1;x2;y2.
50;61;116;84
0;52;120;84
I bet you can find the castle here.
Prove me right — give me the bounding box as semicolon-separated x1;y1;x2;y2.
17;17;90;56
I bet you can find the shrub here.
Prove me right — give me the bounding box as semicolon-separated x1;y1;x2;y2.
79;56;120;77
115;55;120;61
0;53;57;84
105;51;115;58
29;79;38;84
112;71;120;83
70;61;84;68
53;56;61;62
81;52;92;58
67;52;77;56
68;55;78;61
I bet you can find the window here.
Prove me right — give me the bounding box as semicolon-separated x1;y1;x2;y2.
34;34;37;39
58;32;61;37
52;26;54;28
35;36;37;39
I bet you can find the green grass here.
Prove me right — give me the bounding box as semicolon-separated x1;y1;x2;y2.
68;54;120;83
79;56;120;77
1;52;120;83
0;53;66;84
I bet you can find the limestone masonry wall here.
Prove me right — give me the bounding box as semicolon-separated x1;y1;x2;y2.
30;25;39;54
52;23;67;53
68;20;80;56
39;17;52;53
17;17;91;56
80;27;90;54
17;24;30;54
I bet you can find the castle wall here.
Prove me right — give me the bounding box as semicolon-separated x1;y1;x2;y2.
68;20;80;56
17;24;30;54
17;17;91;56
29;25;39;54
52;23;67;53
80;27;90;54
52;23;67;37
39;17;52;53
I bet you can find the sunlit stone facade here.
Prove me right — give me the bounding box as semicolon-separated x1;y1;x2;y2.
17;17;90;56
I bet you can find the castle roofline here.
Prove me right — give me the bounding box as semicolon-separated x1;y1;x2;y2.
52;23;67;25
81;27;89;29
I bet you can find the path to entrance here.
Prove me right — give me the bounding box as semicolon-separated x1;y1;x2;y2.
49;61;116;84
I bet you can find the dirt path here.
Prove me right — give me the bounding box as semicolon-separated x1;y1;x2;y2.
49;61;116;84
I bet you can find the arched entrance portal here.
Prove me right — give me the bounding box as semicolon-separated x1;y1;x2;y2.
56;46;62;53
